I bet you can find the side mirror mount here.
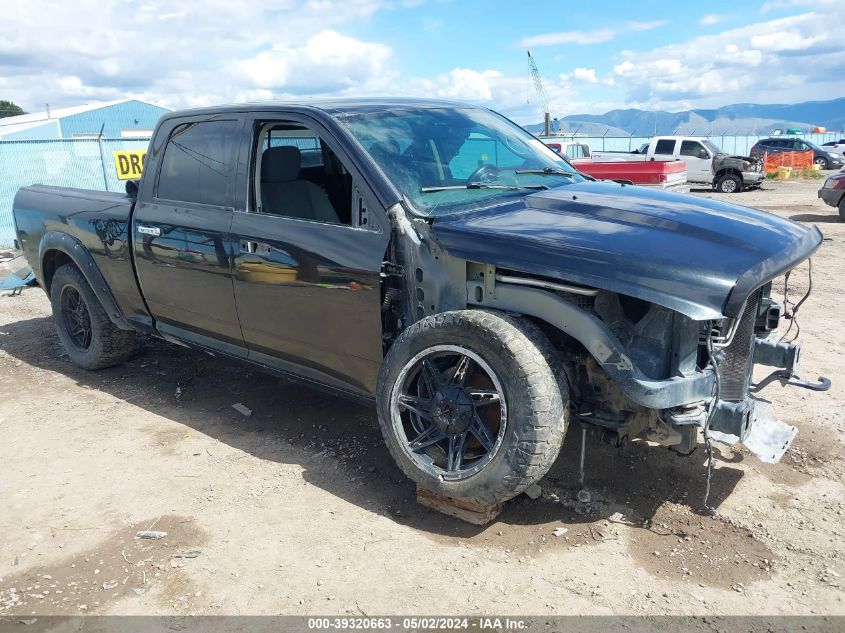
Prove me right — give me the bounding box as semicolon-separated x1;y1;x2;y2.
125;180;139;198
699;149;709;159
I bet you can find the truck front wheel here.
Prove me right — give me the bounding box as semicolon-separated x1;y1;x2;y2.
715;173;743;193
49;263;140;370
376;310;568;508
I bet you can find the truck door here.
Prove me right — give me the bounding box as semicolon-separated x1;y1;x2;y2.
230;116;390;397
678;140;712;184
132;116;245;355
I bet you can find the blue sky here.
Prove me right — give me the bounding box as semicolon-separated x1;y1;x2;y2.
1;0;842;123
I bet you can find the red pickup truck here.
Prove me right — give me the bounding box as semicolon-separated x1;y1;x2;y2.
542;139;689;192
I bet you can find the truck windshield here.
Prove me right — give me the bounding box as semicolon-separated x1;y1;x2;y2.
703;140;722;155
335;106;581;217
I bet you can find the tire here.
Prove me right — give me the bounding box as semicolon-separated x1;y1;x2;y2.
49;263;139;370
815;157;829;170
839;197;845;222
715;173;743;193
376;310;568;507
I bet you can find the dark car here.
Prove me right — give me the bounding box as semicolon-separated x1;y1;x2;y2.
818;171;845;220
10;99;831;520
750;137;844;170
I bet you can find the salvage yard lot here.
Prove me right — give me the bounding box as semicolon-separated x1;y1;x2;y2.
0;179;843;616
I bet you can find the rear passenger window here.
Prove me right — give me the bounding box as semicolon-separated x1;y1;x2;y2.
157;120;238;206
654;139;676;155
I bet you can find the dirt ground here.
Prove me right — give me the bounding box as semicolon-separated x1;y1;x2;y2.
0;177;842;617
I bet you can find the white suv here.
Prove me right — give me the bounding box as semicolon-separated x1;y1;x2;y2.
822;139;845;157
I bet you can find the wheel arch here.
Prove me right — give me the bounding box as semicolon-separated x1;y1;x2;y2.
465;281;715;410
715;167;742;180
39;232;133;330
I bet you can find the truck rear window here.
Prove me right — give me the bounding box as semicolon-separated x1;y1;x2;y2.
157;120;238;207
654;139;676;155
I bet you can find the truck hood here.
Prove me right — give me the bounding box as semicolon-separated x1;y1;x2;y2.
431;181;821;320
714;152;757;171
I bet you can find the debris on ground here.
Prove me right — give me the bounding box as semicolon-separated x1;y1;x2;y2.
553;527;568;537
135;530;167;540
232;403;252;417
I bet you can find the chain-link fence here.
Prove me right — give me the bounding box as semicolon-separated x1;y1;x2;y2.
543;131;842;156
0;137;151;246
1;131;843;247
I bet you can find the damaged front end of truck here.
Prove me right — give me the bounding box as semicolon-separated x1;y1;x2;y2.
424;182;830;506
336;100;830;516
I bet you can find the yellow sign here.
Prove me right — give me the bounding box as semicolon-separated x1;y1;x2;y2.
113;150;146;180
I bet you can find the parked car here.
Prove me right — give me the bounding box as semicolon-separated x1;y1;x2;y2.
591;136;764;193
12;99;829;517
750;137;844;170
818;171;845;220
821;139;845;157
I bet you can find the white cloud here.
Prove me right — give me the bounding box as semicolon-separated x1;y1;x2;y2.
0;0;398;111
520;20;667;49
609;10;845;108
561;68;598;83
239;31;393;93
761;0;836;12
625;20;667;31
521;28;615;47
699;14;724;25
410;68;506;102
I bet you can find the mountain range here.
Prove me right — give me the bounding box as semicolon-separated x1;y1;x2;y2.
526;97;845;136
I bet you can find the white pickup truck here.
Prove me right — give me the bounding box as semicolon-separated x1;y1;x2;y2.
591;136;764;193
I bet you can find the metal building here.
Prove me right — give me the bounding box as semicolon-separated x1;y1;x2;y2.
0;99;170;140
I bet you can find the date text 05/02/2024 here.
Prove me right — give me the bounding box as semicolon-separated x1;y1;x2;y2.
306;617;528;630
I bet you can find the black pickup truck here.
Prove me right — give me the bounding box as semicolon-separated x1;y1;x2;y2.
12;99;829;512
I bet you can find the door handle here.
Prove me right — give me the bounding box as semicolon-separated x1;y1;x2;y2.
137;225;161;237
239;240;271;256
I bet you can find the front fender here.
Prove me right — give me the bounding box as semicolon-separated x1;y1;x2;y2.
466;280;715;409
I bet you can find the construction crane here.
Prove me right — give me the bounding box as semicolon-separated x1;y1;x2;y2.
527;50;552;136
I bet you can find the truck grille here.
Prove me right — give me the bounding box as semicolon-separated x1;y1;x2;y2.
720;290;762;402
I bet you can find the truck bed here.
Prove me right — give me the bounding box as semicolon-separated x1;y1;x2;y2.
573;160;689;191
589;150;652;162
13;185;148;324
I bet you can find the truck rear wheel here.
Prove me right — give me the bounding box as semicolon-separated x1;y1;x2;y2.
376;310;568;508
716;173;743;193
49;263;139;370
